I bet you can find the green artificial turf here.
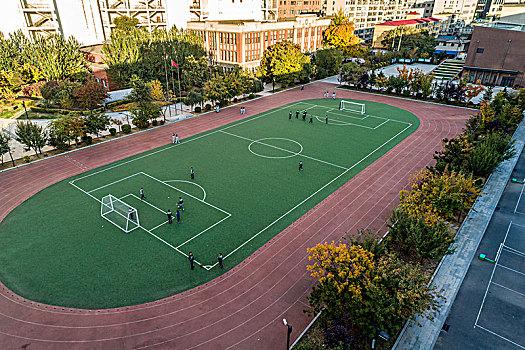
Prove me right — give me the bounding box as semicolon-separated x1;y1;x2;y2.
0;98;419;308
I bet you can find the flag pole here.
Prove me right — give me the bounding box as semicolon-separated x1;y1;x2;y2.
170;63;176;114
162;50;172;120
177;65;182;114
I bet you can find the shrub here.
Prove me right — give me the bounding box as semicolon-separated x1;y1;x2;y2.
23;156;31;163
204;103;212;111
122;124;132;134
81;135;93;145
108;127;117;136
194;106;202;113
248;93;256;99
159;120;165;125
152;120;158;126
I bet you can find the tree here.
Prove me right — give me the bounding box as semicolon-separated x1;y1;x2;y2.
399;169;480;226
0;131;15;166
307;242;438;347
0;69;22;102
184;88;204;111
466;132;515;177
147;79;164;101
387;208;455;262
258;41;310;90
85;113;110;137
314;48;343;79
204;73;230;105
72;77;108;110
340;61;367;86
113;16;139;32
15;121;47;157
129;75;151;102
323;10;361;55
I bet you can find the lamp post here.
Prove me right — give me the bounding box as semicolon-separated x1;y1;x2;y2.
22;100;29;120
282;318;292;350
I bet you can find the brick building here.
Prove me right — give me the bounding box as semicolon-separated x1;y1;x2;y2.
463;22;525;87
186;15;330;70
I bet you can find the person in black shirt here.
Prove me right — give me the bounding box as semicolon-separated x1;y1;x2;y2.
289;111;292;120
188;252;195;270
218;253;224;269
299;161;304;171
167;209;173;224
190;166;195;180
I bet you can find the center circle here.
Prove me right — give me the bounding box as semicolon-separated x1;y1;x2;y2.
248;138;303;159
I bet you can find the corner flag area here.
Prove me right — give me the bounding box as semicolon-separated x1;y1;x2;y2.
0;98;418;308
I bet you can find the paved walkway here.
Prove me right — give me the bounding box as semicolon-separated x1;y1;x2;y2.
0;82;472;349
394;118;525;350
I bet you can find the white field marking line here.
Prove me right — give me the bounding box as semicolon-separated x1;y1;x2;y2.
510;221;525;228
139;225;209;270
219;130;349;170
69;102;304;185
474;324;525;349
475;243;504;327
299;101;412;125
492;282;525;298
101;213;140;233
163;180;207;201
120;193;132;200
309;113;376;129
140;172;231;216
248;138;303;159
201;123;413;268
149;220;169;232
127;193;166;214
86;173;141;194
515;183;525;214
297;102;366;120
175;214;231;249
328;107;367;119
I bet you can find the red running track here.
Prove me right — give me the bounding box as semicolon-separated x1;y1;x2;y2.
0;82;473;350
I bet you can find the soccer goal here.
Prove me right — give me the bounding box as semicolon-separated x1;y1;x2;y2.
339;100;366;115
101;194;139;233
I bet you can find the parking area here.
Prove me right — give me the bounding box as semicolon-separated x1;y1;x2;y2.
435;148;525;350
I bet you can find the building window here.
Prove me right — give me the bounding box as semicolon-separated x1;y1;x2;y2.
476;47;484;53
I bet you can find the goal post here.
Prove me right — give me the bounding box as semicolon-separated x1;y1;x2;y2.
339;100;366;115
101;194;139;233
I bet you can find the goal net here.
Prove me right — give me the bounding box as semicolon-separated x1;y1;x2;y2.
339;100;366;115
101;194;139;233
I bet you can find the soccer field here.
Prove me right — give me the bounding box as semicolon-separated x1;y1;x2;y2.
0;98;418;308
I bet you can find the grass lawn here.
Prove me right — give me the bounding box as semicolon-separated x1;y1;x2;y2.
0;98;419;309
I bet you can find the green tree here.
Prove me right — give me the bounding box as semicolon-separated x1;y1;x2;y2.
258;41;310;90
204;73;230;105
466;132;515;177
340;61;367;86
184;88;204;111
387;208;454;261
129;75;152;102
85;113;110;137
323;10;361;55
314;48;343;79
15;121;47;157
0;131;15;167
0;69;22;101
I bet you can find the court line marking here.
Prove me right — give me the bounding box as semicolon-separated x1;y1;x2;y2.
498;264;525;277
70;102;413;267
220;130;349;170
163;180;207;201
475;242;504;326
175;215;231;250
474;324;525;349
87;173;141;193
492;282;525;298
248;137;303;159
515;183;525;214
70;102;304;185
297;101;412;126
201;122;413;269
127;193;167;214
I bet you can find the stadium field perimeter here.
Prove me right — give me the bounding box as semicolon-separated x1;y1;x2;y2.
0;98;418;309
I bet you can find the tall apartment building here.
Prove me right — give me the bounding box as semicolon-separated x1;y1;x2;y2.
277;0;323;18
0;0;191;45
432;0;478;24
189;0;270;21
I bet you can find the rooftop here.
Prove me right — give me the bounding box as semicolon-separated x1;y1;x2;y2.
377;17;441;26
483;21;525;32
